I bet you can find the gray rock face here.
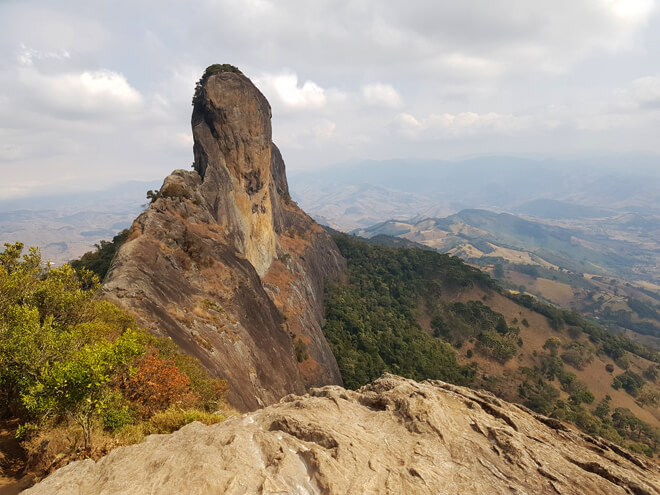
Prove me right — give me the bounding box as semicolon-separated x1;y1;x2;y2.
25;375;660;494
103;69;344;411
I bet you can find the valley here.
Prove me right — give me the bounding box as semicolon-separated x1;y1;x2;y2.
354;209;660;351
324;234;660;455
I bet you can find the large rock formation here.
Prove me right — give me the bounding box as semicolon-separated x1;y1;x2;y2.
25;375;660;494
103;66;345;411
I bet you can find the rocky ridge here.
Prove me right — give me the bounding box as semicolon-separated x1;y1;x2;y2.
25;374;660;494
102;67;345;411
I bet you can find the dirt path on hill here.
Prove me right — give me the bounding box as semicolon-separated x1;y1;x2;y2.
0;419;34;494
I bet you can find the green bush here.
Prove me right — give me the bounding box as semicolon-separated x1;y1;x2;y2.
612;371;645;397
294;338;309;362
70;229;129;280
476;331;517;363
145;407;228;435
560;341;594;370
101;392;133;431
0;242;229;454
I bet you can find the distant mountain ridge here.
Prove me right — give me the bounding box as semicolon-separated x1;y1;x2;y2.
514;198;615;219
354;209;649;278
289;155;660;230
0;180;160;265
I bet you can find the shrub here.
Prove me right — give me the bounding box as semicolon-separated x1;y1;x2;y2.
294;338;309;362
643;365;659;382
628;442;654;458
543;337;562;356
100;391;133;432
614;354;630;370
170;353;228;411
560;341;594;370
145;407;228;435
594;396;611;420
476;331;517;363
120;351;200;418
146;189;160;203
70;229;130;280
612;371;645;397
518;380;559;415
159;182;191;201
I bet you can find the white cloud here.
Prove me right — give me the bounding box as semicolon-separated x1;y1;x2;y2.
362;83;402;107
313;119;336;138
610;0;655;23
399;111;532;139
175;132;194;148
1;3;110;55
19;67;143;119
17;44;70;66
256;73;327;109
628;76;660;108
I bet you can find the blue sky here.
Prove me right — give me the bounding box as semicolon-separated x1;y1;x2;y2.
1;0;659;199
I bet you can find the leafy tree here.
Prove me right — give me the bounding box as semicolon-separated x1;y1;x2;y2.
23;330;144;450
594;396;611;420
476;331;517;363
518;379;560;415
70;229;129;280
120;351;199;419
560;341;594;370
146;189;160;203
543;337;562;356
612;371;645;397
643;365;659;382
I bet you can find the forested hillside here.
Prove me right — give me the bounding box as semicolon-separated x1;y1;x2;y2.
324;234;660;457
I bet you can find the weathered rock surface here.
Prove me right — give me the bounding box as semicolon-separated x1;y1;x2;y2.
103;68;345;411
25;375;660;494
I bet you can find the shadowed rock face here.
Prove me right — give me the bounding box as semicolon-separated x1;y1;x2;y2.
25;375;660;495
102;69;345;411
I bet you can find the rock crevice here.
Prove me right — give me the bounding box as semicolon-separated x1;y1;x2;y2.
25;375;660;495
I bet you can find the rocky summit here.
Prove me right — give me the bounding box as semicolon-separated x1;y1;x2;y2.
102;66;345;411
25;374;660;494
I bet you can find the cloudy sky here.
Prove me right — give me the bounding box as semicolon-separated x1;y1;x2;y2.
1;0;659;199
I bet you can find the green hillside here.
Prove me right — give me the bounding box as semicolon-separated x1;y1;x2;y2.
324;234;660;457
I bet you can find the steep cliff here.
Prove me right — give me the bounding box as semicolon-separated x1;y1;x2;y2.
102;66;345;411
25;375;660;495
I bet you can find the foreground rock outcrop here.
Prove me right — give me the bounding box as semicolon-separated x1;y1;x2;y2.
26;375;660;494
102;66;345;410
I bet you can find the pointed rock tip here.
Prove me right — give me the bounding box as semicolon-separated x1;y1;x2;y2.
192;64;243;108
191;63;271;182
